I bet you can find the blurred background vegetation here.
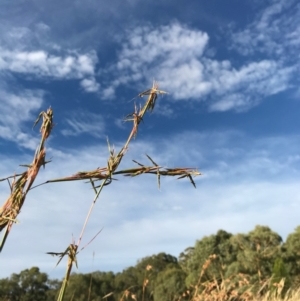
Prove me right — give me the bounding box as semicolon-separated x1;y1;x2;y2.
1;225;300;301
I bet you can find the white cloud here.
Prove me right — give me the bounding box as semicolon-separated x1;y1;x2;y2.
231;0;300;57
118;23;209;66
0;48;98;80
102;20;297;111
103;23;210;98
0;24;100;93
101;86;115;99
209;94;251;112
153;102;175;118
80;77;100;92
61;110;105;138
208;60;294;112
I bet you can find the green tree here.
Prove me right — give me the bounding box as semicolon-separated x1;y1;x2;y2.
153;268;187;301
282;226;300;280
231;226;282;282
137;252;180;299
0;277;22;301
178;247;195;273
92;271;115;300
46;279;61;301
270;257;290;297
114;266;140;300
54;272;115;301
185;230;234;286
0;267;49;301
114;253;180;301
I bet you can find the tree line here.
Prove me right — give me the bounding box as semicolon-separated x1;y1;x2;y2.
1;225;300;301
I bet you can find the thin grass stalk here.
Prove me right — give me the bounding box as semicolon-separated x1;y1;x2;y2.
77;178;107;247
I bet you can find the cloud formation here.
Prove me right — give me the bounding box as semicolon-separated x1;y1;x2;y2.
0;25;101;151
0;83;44;149
0;24;100;93
231;0;300;58
80;77;100;93
102;5;298;111
0;48;98;81
61;110;105;138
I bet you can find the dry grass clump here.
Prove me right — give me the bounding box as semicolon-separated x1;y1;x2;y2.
181;255;296;301
113;255;299;301
189;278;300;301
114;259;296;301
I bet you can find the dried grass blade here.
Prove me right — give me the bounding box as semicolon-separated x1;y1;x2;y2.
46;247;69;268
145;154;158;166
132;160;145;167
0;173;23;182
0;226;10;253
79;228;103;253
188;174;196;188
89;179;98;194
157;171;161;190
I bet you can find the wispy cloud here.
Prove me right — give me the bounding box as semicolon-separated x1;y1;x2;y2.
0;23;53;51
103;23;209;99
80;77;100;93
153;102;175;118
102;19;297;112
0;82;44;149
0;24;100;93
61;110;105;138
231;0;300;58
0;48;98;80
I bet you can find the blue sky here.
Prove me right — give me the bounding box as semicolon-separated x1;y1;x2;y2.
0;0;300;278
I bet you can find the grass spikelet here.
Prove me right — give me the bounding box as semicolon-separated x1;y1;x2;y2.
114;155;201;188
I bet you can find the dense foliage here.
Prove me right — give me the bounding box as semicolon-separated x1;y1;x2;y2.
1;225;299;301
